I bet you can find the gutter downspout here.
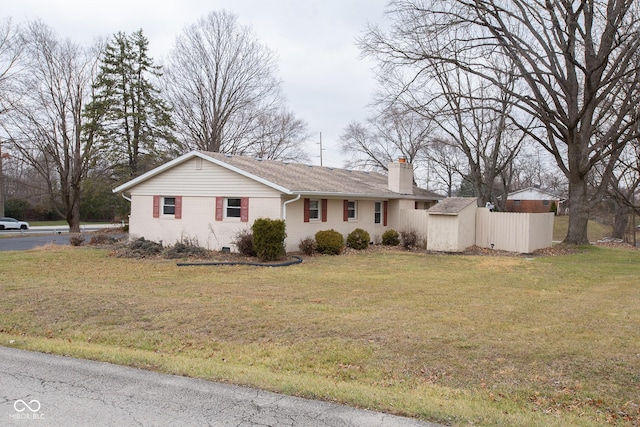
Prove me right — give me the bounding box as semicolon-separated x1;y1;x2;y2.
121;193;132;203
282;194;301;222
282;194;301;252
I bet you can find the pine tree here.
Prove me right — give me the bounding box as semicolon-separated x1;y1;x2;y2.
87;30;177;180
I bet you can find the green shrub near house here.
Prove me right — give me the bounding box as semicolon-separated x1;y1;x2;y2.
347;228;370;250
382;229;400;246
252;218;286;261
315;229;344;255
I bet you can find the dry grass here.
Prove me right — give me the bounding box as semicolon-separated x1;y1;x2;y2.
552;215;611;242
1;245;639;426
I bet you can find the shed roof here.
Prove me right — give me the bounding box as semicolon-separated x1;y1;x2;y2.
427;197;477;215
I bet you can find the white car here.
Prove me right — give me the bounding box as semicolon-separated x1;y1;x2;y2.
0;217;30;230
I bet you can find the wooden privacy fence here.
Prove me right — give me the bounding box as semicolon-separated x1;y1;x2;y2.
397;209;429;240
398;205;554;253
475;208;554;253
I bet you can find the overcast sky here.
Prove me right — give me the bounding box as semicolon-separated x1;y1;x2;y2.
4;0;390;167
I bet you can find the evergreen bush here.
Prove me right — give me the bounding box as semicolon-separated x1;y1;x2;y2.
382;229;400;246
347;228;370;250
315;229;344;255
252;218;286;261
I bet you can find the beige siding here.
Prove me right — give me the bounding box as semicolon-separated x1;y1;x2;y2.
476;208;553;253
129;194;282;251
427;204;477;252
284;198;387;250
131;158;282;198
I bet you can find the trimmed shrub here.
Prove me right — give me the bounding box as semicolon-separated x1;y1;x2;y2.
400;230;418;249
315;229;344;255
550;200;558;215
347;228;370;250
298;237;316;256
233;229;256;257
382;229;400;246
252;218;286;261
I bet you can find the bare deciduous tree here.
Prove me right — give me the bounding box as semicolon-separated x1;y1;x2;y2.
425;138;466;197
2;21;100;232
361;0;640;244
0;18;24;217
340;107;433;178
163;10;285;154
243;109;311;162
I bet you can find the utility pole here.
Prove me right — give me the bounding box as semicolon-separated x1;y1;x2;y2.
319;132;323;167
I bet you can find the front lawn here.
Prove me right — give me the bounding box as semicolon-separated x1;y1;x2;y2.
0;245;638;426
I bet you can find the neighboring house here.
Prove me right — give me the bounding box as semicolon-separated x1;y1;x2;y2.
112;151;443;252
505;187;565;214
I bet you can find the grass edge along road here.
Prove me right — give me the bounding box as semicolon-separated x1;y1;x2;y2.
1;245;638;426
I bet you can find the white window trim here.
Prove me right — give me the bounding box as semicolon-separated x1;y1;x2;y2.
162;197;176;217
309;199;320;221
225;197;242;219
347;200;357;221
374;201;382;224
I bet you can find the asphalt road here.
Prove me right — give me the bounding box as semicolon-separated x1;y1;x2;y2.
0;225;123;251
0;346;440;427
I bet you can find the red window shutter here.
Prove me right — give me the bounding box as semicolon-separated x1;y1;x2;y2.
321;199;328;222
304;198;310;222
383;201;388;226
240;197;249;222
343;200;348;222
174;196;182;219
153;196;160;218
215;197;224;221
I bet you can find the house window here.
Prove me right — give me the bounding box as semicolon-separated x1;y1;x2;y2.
309;199;320;220
163;197;176;215
347;200;357;220
216;197;249;222
374;202;382;224
226;198;242;218
543;200;550;206
153;195;182;219
514;200;521;206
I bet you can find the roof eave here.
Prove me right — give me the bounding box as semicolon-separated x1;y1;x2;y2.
113;150;294;195
291;191;441;200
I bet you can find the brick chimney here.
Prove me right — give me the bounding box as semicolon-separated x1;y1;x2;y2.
388;157;414;194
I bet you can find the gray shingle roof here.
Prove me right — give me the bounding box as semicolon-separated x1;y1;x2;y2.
427;197;477;214
200;151;443;200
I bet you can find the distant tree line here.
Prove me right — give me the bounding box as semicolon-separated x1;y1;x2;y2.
0;11;311;230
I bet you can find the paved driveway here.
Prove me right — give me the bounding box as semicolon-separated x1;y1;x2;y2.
0;346;441;427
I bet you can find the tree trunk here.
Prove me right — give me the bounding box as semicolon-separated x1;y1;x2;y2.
564;171;590;245
612;205;629;240
67;194;82;233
